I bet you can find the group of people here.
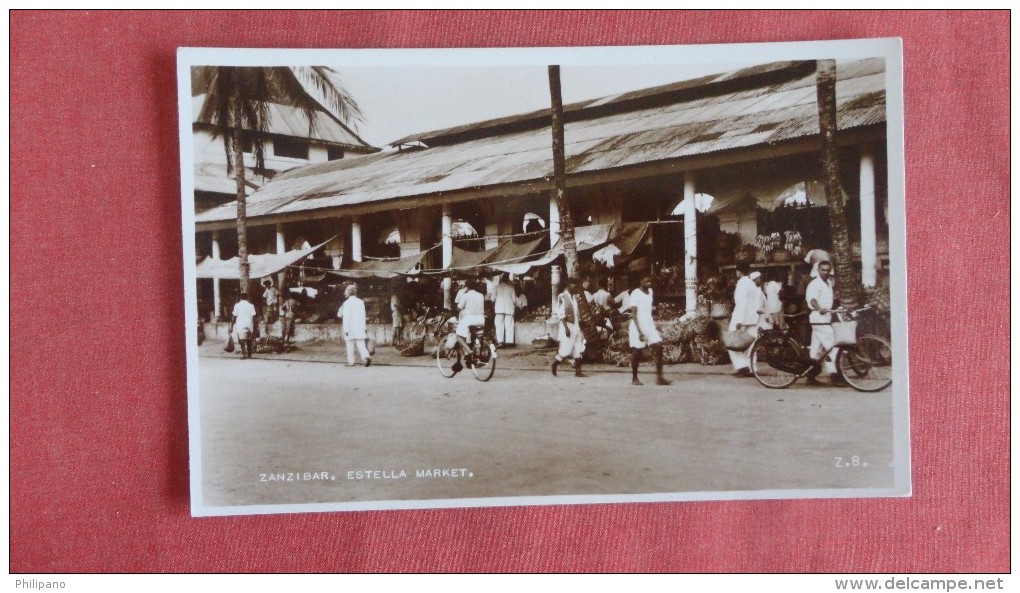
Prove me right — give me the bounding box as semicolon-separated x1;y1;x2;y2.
727;249;847;386
451;275;528;348
226;278;299;359
227;251;847;388
551;275;670;386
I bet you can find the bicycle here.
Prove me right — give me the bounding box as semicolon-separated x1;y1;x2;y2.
749;305;892;392
436;318;497;382
394;306;450;354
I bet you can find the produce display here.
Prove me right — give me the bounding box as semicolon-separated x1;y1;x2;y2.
252;336;290;354
600;313;728;367
651;301;686;321
784;230;803;256
518;305;553;323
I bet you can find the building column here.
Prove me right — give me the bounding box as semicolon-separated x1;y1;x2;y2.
548;192;561;247
275;223;286;289
859;145;878;288
683;173;698;315
441;203;453;309
484;223;500;251
550;264;562;310
351;216;363;263
211;230;221;321
441;203;453;267
330;220;345;270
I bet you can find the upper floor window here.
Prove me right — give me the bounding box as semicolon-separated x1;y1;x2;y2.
327;146;345;161
273;137;309;160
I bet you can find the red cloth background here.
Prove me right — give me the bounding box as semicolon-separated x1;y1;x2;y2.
10;11;1009;573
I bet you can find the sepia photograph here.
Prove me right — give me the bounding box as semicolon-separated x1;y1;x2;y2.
179;39;909;516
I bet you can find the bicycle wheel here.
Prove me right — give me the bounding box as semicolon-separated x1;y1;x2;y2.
435;333;461;378
469;335;496;382
836;334;893;392
750;334;804;389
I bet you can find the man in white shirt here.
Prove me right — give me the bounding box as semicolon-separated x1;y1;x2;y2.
453;280;469;320
514;282;528;312
629;276;671;386
581;278;595;304
805;261;846;386
231;292;257;359
491;274;517;347
337;283;371;367
591;278;612;310
727;266;764;377
261;278;280;335
452;279;486;372
613;280;632;314
551;278;586;377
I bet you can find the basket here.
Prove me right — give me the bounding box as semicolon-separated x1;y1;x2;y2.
710;302;733;319
531;337;557;349
832;320;858;347
770;249;791;263
722;329;755;352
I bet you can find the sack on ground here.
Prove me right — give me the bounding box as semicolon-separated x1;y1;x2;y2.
722;329;755;351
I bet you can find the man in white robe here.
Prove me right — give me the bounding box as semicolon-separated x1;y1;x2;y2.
727;267;764;377
629;276;671;386
338;284;371;367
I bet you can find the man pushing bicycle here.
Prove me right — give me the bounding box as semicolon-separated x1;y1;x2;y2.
805;261;848;387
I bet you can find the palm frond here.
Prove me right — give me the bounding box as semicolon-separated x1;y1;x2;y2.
195;65;362;173
292;66;364;129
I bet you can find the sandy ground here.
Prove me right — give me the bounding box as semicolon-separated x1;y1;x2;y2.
193;339;897;511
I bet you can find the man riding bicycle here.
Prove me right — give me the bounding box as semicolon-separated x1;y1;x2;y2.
452;278;485;374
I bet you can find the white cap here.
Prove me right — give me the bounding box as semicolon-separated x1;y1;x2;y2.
749;271;762;281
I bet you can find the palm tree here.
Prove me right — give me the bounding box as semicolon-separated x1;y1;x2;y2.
547;65;581;280
815;59;862;310
193;66;363;295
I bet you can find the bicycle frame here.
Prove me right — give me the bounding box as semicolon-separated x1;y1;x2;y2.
750;306;889;391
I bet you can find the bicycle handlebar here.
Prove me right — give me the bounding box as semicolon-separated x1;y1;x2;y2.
782;304;873;320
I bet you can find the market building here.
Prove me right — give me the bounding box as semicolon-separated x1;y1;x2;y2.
194;59;889;344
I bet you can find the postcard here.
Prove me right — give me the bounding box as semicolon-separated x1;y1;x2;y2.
179;38;909;516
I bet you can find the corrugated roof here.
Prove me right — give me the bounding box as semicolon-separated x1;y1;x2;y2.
196;59;886;226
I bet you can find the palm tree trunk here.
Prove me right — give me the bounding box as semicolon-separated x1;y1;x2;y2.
230;103;250;295
816;59;861;310
548;65;580;280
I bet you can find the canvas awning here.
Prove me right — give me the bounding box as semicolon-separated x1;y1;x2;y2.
448;236;546;274
195;240;329;279
449;244;493;272
329;251;429;279
612;222;651;255
487;224;613;275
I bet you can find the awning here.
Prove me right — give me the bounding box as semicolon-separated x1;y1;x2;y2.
487;237;544;265
446;236;545;275
329;251;429;279
450;244;493;271
485;225;613;275
568;223;614;251
195;240;329;279
488;247;560;276
612;222;650;255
